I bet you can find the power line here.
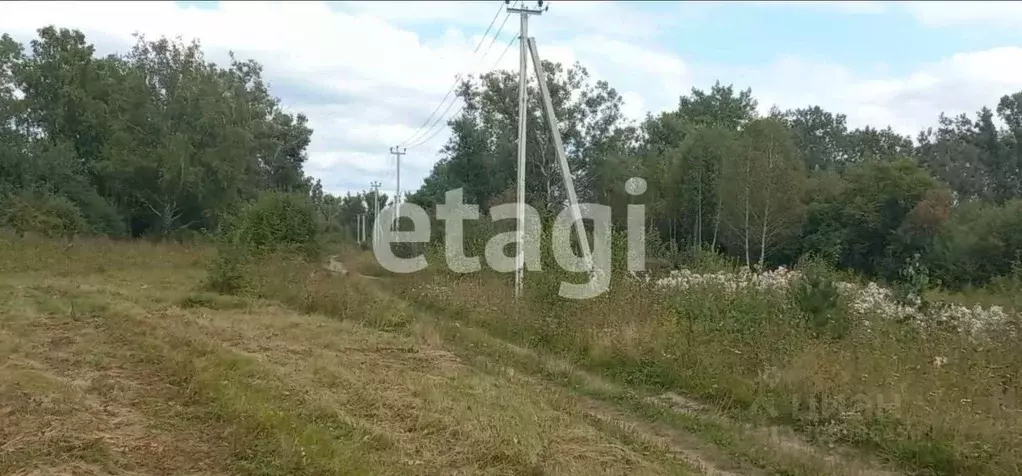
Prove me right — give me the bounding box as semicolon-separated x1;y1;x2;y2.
406;34;519;150
481;2;516;60
397;1;511;148
406;99;462;150
474;1;505;54
491;32;520;71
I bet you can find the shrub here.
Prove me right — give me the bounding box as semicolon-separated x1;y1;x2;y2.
205;192;320;294
0;190;88;239
227;191;319;257
206;245;250;295
687;247;739;274
894;252;930;309
791;255;849;338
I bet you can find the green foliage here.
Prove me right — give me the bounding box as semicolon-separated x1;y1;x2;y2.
406;68;1022;288
0;189;87;238
790;256;849;338
0;27;313;239
801;157;945;280
929;199;1022;288
5;22;1022;290
227;191;319;257
205;245;250;295
684;246;740;273
205;192;319;294
894;252;930;308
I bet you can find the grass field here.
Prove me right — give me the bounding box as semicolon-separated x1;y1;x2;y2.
3;236;1011;475
0;238;694;475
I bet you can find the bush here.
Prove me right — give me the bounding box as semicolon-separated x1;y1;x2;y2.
894;252;929;308
206;245;250;295
61;184;128;237
680;247;739;274
791;255;849;338
930;199;1022;288
225;191;319;257
205;192;321;295
0;190;88;239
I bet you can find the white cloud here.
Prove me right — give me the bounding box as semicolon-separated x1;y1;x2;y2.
339;1;676;41
751;1;889;15
902;1;1022;30
2;1;1022;197
754;1;1022;30
754;0;1022;24
721;47;1022;137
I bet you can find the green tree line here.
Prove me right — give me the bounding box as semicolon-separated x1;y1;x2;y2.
3;26;1020;290
0;26;394;240
407;64;1022;289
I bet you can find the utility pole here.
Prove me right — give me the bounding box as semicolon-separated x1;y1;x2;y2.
508;0;545;300
527;36;593;272
370;181;382;246
389;146;406;229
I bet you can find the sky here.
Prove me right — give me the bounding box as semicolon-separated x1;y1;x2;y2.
3;1;1022;197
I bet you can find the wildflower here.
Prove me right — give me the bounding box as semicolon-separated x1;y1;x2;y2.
651;265;1015;338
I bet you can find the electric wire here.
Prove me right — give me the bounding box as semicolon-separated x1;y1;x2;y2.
396;1;508;148
405;17;520;150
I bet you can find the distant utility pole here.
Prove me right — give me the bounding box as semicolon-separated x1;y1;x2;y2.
370;180;382;245
508;0;545;300
390;146;406;229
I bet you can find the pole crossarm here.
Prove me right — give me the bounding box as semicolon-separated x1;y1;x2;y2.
506;7;544;15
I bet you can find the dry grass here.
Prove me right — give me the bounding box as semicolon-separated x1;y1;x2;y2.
295;250;903;476
12;235;1006;475
0;236;705;475
382;259;1022;476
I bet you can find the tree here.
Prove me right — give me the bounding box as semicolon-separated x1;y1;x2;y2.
831;158;944;278
783;105;849;171
0;27;316;237
412;60;630;218
721;118;805;266
671;126;736;251
676;81;757;131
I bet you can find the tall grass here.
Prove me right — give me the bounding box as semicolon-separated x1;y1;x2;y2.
190;228;1022;474
380;257;1022;475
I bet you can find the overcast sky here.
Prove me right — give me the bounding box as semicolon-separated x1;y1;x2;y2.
4;1;1022;197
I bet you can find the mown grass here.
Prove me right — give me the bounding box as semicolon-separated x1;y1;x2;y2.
364;253;1022;476
8;234;1017;475
0;236;701;475
240;244;899;476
